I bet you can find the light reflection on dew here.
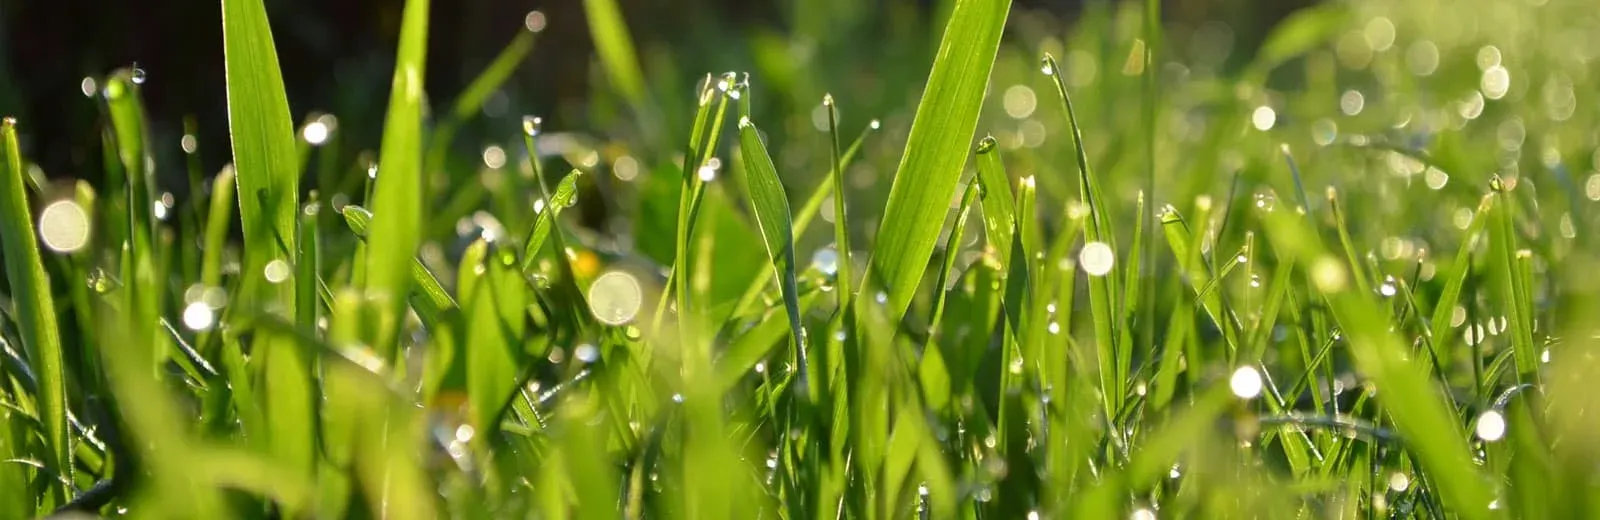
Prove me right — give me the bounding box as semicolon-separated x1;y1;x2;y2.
811;247;839;276
482;145;507;169
38;200;91;253
1481;66;1511;100
524;10;547;32
264;259;292;284
1230;366;1262;399
588;270;643;325
574;344;599;363
1003;85;1036;119
1340;89;1365;116
1251;106;1276;131
1080;242;1115;276
302;119;330;145
1475;410;1506;442
182;301;215;331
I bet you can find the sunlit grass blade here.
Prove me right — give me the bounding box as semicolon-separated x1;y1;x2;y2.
729;119;876;320
867;0;1010;323
458;240;519;438
0;118;72;505
734;116;805;377
1488;177;1538;384
361;0;429;360
1261;206;1494;519
1045;52;1122;419
519;170;584;275
222;0;300;306
1428;194;1493;351
339;205;456;332
821;94;854;315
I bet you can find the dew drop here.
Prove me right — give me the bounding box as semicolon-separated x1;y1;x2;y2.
130;66;147;85
1079;242;1115;276
182;301;215;331
38;200;91;253
976;136;998;154
522;115;543;137
264;259;292;284
1230;365;1263;399
1475;410;1506;441
588;271;643;325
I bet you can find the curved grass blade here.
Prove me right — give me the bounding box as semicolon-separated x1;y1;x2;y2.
0;119;72;504
1044;52;1122;418
728;120;876;320
340;205;457;327
519;170;584;275
734;116;805;373
867;0;1010;323
1428;194;1493;349
362;0;429;360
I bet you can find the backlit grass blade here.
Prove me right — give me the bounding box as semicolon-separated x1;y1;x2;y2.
458;240;520;436
1044;52;1122;418
362;0;429;359
221;0;313;486
822;94;854;314
0;118;72;504
734;116;805;373
1488;178;1538;384
519;170;584;275
1428;194;1493;349
340;205;457;327
1261;208;1493;519
868;0;1010;323
222;0;300;308
728;120;876;319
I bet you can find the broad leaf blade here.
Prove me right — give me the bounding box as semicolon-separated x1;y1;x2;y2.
868;0;1011;323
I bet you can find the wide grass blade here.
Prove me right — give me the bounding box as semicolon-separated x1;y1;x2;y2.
221;0;300;306
734;115;805;373
361;0;429;359
0;118;72;505
221;0;313;485
868;0;1011;323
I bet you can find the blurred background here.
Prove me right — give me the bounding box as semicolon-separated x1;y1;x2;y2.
0;0;1310;184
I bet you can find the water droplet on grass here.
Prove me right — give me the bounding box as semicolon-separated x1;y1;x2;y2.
1230;366;1263;399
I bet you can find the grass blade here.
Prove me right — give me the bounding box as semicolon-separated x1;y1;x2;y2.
734;115;805;375
1044;52;1122;419
0;118;72;505
867;0;1010;323
361;0;429;359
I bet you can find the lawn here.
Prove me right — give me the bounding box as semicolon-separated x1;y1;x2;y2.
2;0;1598;517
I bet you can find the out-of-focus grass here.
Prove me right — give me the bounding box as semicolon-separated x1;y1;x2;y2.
3;0;1600;517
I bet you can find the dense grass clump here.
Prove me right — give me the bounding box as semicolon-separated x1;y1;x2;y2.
3;0;1600;517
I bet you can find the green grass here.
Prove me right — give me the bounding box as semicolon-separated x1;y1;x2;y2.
3;0;1600;517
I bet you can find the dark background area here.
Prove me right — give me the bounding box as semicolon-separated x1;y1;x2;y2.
0;0;1307;186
